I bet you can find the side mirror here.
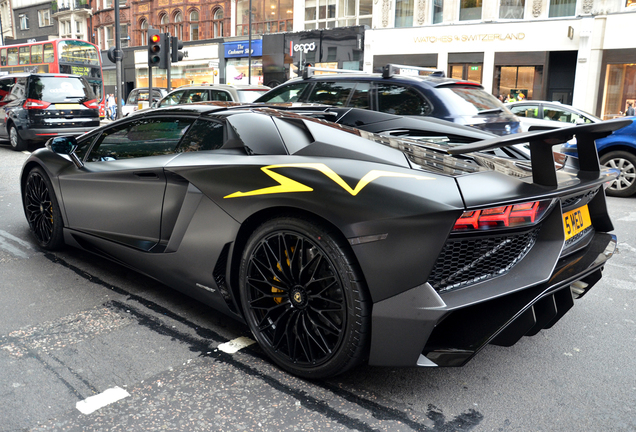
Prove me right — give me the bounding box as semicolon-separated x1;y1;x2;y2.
46;136;83;168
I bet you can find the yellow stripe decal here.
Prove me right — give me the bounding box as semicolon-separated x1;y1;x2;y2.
224;163;434;199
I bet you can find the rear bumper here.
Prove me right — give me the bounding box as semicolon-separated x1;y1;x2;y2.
21;126;98;142
368;231;616;367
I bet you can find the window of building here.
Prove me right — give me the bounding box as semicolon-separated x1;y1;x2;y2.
76;20;82;34
627;0;636;7
38;9;51;27
459;0;482;20
190;10;199;40
106;25;114;48
500;0;524;18
175;11;183;40
120;24;129;47
140;19;148;45
304;0;371;29
494;65;543;100
395;0;413;27
432;0;443;23
212;8;224;38
549;0;575;17
237;0;293;35
160;14;169;33
19;14;29;30
105;0;113;8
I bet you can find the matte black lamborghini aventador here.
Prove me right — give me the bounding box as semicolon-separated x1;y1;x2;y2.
20;104;624;378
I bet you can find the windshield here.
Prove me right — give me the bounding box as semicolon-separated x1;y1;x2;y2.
436;86;510;116
237;89;269;103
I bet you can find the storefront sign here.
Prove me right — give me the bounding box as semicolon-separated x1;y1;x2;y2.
291;42;316;54
414;33;525;43
224;40;263;58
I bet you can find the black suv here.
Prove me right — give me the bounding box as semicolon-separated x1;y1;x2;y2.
255;65;520;136
0;73;100;151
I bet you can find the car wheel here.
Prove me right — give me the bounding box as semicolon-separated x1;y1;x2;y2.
600;151;636;197
239;217;370;379
23;167;65;250
9;125;28;152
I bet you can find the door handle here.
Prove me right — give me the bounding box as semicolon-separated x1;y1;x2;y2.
133;171;159;179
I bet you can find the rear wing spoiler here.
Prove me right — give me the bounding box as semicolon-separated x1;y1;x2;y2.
447;119;633;187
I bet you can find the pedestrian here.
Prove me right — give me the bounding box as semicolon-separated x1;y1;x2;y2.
107;93;116;120
626;102;635;117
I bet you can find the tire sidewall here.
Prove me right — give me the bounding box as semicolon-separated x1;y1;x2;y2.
600;150;636;197
23;167;65;250
9;125;27;152
239;216;369;379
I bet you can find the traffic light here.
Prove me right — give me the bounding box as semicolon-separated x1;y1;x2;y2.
148;29;168;68
171;36;184;63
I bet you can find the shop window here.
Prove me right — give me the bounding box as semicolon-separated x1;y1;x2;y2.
213;8;224;37
494;65;543;101
500;0;524;18
601;63;636;119
549;0;575;17
459;0;482;20
432;0;443;23
450;63;483;83
627;0;636;7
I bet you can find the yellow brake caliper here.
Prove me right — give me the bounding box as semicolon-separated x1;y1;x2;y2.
272;248;294;304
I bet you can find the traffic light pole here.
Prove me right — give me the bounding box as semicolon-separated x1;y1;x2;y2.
166;34;171;92
114;0;123;119
148;62;153;111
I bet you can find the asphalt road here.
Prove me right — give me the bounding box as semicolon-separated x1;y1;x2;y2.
1;142;634;432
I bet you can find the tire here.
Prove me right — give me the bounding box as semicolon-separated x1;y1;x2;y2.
600;151;636;197
239;216;370;379
9;125;28;152
23;167;65;250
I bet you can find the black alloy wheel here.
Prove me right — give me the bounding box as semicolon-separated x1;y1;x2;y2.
9;125;28;152
600;150;636;197
23;167;65;249
239;217;370;379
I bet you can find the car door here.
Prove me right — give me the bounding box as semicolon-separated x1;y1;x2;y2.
58;116;196;250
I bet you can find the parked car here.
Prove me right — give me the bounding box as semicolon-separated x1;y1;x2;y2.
255;65;521;136
507;100;636;197
0;73;100;151
122;87;168;117
155;84;269;108
21;104;623;378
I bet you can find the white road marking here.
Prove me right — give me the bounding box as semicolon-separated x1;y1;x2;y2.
217;336;256;354
76;386;130;415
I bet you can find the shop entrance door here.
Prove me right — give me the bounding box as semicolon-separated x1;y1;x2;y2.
449;63;483;83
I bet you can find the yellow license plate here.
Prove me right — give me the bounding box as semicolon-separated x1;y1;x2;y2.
55;103;80;109
563;205;592;241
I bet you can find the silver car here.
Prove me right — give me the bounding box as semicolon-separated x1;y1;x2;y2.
156;84;269;108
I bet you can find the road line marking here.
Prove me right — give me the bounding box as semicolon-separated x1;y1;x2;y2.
217;336;256;354
76;386;130;415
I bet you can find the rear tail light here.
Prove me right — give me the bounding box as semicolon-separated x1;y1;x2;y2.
23;99;51;109
453;200;553;232
83;99;99;109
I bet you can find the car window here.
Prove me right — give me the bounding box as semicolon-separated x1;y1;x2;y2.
377;84;431;116
510;104;540;118
435;86;503;115
126;90;139;105
543;107;594;124
0;77;16;103
28;76;93;103
184;90;209;103
256;82;311;103
308;82;357;106
236;89;268;103
10;78;27;100
348;83;371;109
211;90;231;102
176;119;225;152
159;91;185;107
86;117;195;161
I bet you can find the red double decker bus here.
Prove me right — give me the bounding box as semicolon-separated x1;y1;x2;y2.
0;39;106;118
